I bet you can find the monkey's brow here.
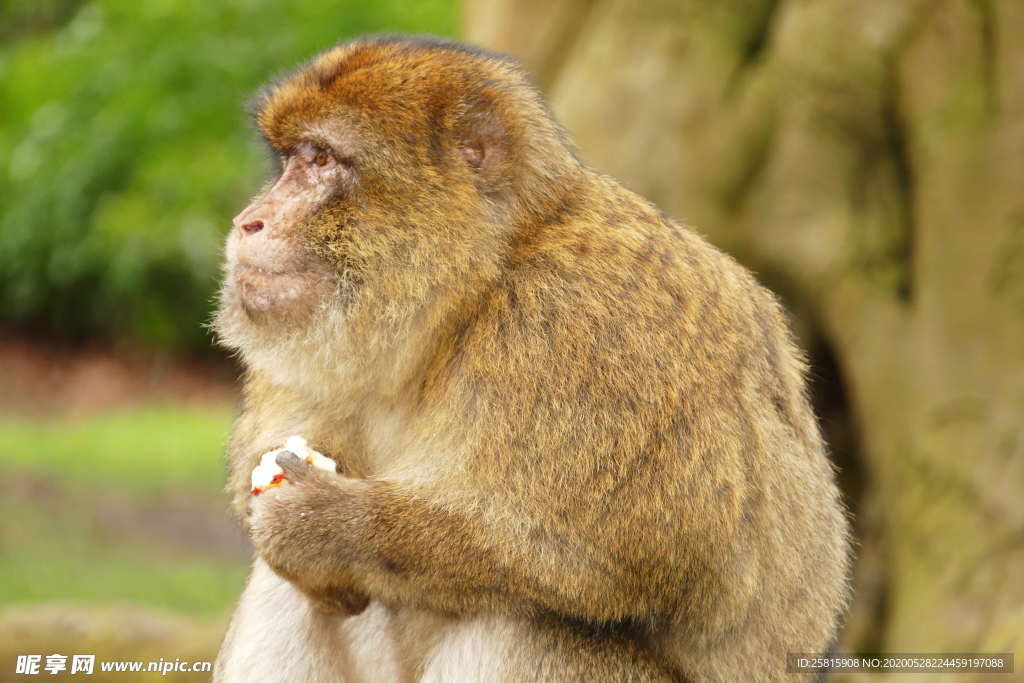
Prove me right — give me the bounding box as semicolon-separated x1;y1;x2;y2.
303;126;362;158
302;133;340;152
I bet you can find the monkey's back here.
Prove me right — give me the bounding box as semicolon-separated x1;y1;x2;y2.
438;171;851;680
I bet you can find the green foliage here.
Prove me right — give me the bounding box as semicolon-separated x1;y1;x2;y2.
0;0;456;349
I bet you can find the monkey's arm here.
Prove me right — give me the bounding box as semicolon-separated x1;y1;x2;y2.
250;453;664;624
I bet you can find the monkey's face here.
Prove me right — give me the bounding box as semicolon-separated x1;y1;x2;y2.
221;140;352;321
213;113;385;393
214;38;575;392
214;79;478;394
215;106;473;335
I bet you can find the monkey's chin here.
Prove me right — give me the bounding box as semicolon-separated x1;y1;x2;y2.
233;266;324;320
214;278;356;397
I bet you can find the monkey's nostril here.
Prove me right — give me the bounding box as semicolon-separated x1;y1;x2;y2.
241;220;264;234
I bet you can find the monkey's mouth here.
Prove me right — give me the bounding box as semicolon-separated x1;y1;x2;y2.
234;263;322;314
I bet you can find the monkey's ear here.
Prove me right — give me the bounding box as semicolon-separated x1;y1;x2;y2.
456;95;510;189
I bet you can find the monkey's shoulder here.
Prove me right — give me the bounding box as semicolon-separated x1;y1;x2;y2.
505;181;767;326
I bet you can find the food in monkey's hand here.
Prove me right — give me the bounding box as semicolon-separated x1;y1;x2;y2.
250;435;336;495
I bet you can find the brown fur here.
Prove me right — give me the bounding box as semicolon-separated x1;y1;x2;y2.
213;36;850;682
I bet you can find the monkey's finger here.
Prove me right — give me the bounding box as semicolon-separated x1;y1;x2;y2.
275;451;314;483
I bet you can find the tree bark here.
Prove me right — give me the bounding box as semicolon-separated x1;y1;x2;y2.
465;0;1024;664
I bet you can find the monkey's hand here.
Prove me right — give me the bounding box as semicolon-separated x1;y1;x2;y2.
248;452;370;617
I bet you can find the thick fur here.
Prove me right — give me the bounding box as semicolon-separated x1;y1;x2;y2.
213;36;851;682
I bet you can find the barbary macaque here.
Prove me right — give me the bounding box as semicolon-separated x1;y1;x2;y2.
213;36;851;682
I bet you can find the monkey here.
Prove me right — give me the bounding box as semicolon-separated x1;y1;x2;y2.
212;35;851;682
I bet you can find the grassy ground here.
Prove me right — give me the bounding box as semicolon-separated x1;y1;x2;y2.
0;405;247;616
0;406;233;495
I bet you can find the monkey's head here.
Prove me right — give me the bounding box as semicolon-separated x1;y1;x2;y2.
214;37;581;393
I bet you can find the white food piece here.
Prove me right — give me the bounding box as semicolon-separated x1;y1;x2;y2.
283;435;337;472
251;459;284;490
250;435;338;493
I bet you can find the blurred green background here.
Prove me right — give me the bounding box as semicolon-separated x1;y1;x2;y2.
1;1;455;679
0;0;455;350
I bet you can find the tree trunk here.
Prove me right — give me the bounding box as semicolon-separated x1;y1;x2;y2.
465;0;1024;665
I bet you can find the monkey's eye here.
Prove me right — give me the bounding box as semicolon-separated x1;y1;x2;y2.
312;148;332;167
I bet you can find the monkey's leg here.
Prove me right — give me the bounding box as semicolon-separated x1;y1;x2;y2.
418;614;682;683
215;559;401;683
